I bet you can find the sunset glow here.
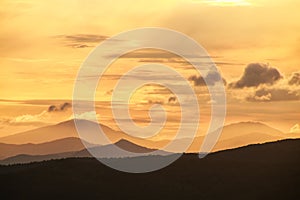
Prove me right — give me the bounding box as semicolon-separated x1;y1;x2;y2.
0;0;299;151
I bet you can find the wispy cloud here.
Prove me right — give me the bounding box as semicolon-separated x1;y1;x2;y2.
53;34;109;48
0;102;72;127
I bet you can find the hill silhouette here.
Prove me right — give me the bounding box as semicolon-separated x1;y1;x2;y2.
0;139;299;199
0;119;123;144
0;137;95;160
1;120;297;154
0;139;171;165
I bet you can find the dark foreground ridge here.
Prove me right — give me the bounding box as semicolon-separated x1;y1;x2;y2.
0;139;300;200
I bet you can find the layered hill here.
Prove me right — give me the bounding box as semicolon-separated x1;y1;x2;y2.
0;120;298;155
0;139;171;165
0;139;299;199
0;119;123;144
0;137;93;160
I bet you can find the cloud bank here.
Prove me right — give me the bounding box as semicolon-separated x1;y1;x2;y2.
229;63;282;88
227;63;300;102
247;87;300;102
0;102;72;127
53;34;109;48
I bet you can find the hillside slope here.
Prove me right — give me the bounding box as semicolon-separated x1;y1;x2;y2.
0;139;299;199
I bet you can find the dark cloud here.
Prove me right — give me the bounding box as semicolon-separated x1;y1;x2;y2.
139;84;171;96
168;96;177;103
188;75;205;86
48;102;71;112
148;99;164;105
48;105;57;112
56;34;108;43
67;44;92;48
139;58;243;67
139;59;166;63
247;87;300;102
229;63;282;88
188;71;227;86
53;34;109;48
107;49;217;60
288;72;300;85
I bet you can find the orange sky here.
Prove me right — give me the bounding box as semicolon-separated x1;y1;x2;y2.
0;0;299;138
1;0;300;98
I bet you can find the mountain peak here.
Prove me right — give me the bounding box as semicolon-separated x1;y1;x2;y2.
115;139;134;146
225;121;282;132
57;119;98;126
114;139;154;153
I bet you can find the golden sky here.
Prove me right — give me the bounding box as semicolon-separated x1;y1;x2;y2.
1;0;300;98
0;0;299;138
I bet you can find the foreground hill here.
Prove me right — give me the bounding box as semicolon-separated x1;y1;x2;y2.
0;139;299;199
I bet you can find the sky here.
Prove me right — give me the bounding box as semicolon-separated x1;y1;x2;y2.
0;0;300;140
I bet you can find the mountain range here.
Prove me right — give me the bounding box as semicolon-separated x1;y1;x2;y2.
0;119;298;164
0;138;171;165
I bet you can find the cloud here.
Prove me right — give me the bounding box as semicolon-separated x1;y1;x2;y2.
0;111;53;126
62;34;108;43
7;111;49;126
247;87;300;102
0;102;73;126
290;124;300;133
139;59;167;63
288;72;300;85
107;49;215;60
53;34;109;48
138;57;226;65
229;63;282;88
227;64;300;102
146;96;176;106
72;111;99;121
188;71;227;86
168;96;177;104
48;102;72;112
148;99;164;105
188;75;206;86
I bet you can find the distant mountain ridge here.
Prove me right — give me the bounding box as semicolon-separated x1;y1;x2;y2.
0;119;298;156
218;121;284;140
0;137;94;160
0;119;123;145
0;139;171;165
165;121;288;152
